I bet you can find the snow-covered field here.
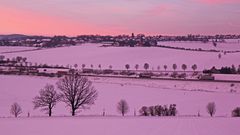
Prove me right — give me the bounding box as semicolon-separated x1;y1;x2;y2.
1;43;240;70
158;40;240;51
0;46;37;53
1;116;239;135
1;42;240;135
0;75;239;117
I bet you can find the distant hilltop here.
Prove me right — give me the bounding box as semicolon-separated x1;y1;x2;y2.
0;34;28;40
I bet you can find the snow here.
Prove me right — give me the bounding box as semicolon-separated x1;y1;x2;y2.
0;42;240;135
0;46;37;53
1;43;240;70
0;117;239;135
158;41;240;51
0;75;239;117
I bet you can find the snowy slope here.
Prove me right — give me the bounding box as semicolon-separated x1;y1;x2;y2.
0;75;239;117
158;41;240;51
0;46;37;53
2;43;240;70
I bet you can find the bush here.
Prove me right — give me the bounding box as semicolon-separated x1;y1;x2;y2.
232;107;240;117
139;104;177;117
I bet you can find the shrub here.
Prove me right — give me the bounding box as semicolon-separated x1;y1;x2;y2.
232;107;240;117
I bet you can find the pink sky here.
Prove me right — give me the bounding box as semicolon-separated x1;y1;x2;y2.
0;0;240;36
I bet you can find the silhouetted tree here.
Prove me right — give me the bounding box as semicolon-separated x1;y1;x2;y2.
135;64;139;71
33;84;60;117
173;64;177;71
82;64;86;69
232;107;240;117
218;53;222;59
125;64;130;71
164;65;167;71
182;64;187;72
144;63;149;71
98;64;102;70
139;106;149;116
206;102;216;117
74;64;78;69
192;64;197;71
149;106;156;116
117;99;129;116
157;66;161;71
10;102;22;117
57;73;98;116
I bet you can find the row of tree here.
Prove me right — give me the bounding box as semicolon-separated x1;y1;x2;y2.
9;99;240;118
79;63;198;72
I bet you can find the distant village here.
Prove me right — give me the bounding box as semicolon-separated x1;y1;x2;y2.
0;34;239;48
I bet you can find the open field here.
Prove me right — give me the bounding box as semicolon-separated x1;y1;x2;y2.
1;116;240;135
0;75;239;117
158;40;240;51
1;42;240;135
1;43;240;71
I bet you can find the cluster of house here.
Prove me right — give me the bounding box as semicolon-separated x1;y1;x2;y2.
1;34;239;48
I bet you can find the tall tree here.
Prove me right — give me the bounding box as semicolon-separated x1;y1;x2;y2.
135;64;139;71
125;64;130;71
10;102;22;118
82;64;86;69
182;64;187;72
192;64;197;72
74;64;78;69
144;63;149;71
117;99;129;116
206;102;216;117
173;64;177;71
33;84;60;116
164;65;167;71
98;64;102;70
57;73;98;116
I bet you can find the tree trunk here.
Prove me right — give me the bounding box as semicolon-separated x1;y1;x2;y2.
49;108;52;117
72;110;75;116
72;106;76;116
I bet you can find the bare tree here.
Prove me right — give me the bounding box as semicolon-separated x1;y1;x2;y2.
135;64;139;71
82;64;86;69
74;64;78;69
173;64;177;71
98;64;102;70
182;64;187;72
192;64;197;72
10;102;22;117
117;99;129;116
164;65;167;71
206;102;216;117
125;64;130;71
33;84;60;116
144;63;149;71
57;73;98;116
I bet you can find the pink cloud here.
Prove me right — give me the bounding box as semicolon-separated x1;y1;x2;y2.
195;0;240;4
0;6;129;36
145;4;175;16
